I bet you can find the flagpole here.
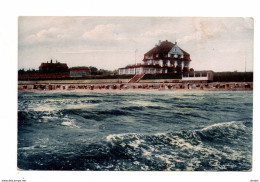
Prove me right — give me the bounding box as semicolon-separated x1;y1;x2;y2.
135;49;137;65
245;55;246;72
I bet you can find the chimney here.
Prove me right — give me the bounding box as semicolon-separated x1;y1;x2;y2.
158;40;161;46
50;59;53;63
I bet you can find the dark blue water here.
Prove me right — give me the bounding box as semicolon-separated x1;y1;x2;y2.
18;91;253;171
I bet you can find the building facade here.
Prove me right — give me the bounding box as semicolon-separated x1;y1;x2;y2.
182;71;214;82
119;64;168;75
119;40;191;75
39;59;69;73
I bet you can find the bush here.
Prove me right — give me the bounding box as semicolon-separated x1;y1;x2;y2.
18;73;133;81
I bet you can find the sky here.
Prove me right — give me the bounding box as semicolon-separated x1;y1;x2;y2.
18;17;253;72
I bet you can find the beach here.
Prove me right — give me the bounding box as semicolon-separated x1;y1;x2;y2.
18;81;253;92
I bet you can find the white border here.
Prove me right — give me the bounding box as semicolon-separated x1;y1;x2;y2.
0;0;259;182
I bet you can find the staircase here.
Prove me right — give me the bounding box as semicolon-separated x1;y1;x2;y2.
128;74;145;83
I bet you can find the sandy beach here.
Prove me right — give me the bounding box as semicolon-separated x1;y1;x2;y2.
18;81;253;93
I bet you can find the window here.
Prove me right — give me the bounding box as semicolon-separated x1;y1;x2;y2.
202;73;207;77
184;61;189;66
195;73;201;77
189;73;194;77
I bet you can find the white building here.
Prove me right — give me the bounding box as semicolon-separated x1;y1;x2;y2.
182;71;214;82
119;40;192;75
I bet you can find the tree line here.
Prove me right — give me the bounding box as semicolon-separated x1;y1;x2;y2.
18;66;118;75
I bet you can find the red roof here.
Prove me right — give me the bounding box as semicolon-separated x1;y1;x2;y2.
39;62;68;68
144;41;174;56
143;40;191;62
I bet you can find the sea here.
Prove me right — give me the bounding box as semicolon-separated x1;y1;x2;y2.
18;91;253;171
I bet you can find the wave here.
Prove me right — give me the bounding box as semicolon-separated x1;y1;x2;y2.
17;92;253;171
61;121;80;128
18;121;251;171
197;121;248;143
105;121;251;171
128;101;160;107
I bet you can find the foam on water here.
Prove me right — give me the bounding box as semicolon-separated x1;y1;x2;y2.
29;104;59;112
65;104;99;110
61;121;73;126
106;133;128;142
201;121;244;131
103;120;251;171
18;91;252;171
61;118;80;128
128;101;160;107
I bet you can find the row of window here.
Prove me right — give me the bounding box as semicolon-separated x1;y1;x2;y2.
183;73;208;77
119;68;164;74
144;60;189;67
145;54;184;59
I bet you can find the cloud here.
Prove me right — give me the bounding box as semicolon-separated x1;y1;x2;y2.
82;24;125;41
57;49;131;54
176;18;229;44
20;22;83;46
25;27;60;43
18;17;254;71
141;29;173;37
139;18;230;44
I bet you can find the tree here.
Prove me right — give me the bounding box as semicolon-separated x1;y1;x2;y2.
18;69;25;74
89;66;98;75
112;69;118;75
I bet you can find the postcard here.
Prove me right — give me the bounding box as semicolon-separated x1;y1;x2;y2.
18;17;253;171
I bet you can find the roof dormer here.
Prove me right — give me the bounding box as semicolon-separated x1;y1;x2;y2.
168;43;184;57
